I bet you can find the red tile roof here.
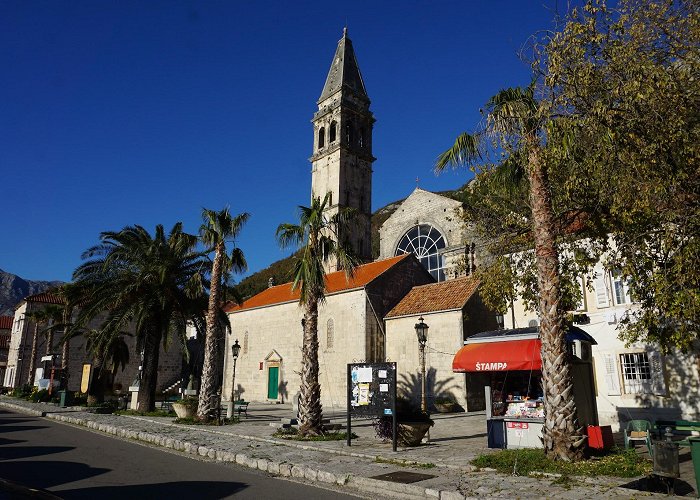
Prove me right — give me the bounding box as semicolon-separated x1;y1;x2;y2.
385;276;480;318
225;254;410;313
0;316;13;330
16;292;65;310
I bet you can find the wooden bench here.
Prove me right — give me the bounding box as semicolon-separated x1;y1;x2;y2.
234;400;249;417
219;400;249;418
654;420;700;447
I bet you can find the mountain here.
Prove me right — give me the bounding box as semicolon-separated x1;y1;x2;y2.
0;269;64;316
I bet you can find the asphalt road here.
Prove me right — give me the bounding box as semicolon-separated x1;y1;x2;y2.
0;409;362;499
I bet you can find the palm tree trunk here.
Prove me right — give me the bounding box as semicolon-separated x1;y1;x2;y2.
137;328;161;412
28;323;40;386
197;242;225;421
527;142;584;461
60;306;72;389
298;293;323;436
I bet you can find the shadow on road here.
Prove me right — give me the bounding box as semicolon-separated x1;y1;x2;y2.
56;480;249;499
0;460;110;489
0;445;75;461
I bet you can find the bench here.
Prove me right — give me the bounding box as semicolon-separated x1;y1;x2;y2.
234;400;249;417
654;420;700;447
219;400;249;419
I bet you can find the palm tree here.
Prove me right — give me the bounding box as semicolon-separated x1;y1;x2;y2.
435;86;585;461
196;207;249;420
276;193;357;436
25;304;63;386
72;223;207;412
82;328;131;404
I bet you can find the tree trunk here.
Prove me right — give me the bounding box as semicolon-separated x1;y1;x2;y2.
137;329;161;412
60;306;72;390
28;323;40;386
527;143;585;461
298;292;323;436
197;242;225;421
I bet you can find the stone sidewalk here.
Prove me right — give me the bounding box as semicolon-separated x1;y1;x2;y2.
0;397;679;499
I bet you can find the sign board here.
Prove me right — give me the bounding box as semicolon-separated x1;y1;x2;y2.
80;364;92;393
347;362;397;451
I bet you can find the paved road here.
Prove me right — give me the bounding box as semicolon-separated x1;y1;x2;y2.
0;409;363;499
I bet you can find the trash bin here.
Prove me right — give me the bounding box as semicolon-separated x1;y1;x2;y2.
59;390;68;408
688;437;700;498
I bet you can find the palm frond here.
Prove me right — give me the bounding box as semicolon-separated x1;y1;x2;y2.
435;132;482;172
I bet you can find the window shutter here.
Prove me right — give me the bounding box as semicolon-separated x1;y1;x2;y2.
603;353;621;396
649;350;667;396
594;271;610;308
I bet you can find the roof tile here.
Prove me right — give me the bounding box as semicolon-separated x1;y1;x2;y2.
226;254;409;313
385;276;480;318
0;316;13;329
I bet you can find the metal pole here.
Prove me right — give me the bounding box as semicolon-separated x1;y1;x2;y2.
346;364;352;447
230;358;238;402
420;343;427;412
392;363;397;452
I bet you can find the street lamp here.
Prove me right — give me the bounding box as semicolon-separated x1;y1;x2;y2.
227;339;241;419
415;316;429;412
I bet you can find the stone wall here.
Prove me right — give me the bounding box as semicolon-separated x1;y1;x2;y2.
225;289;370;409
385;310;467;409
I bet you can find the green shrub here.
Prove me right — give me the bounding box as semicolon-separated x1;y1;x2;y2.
29;389;51;403
471;447;651;478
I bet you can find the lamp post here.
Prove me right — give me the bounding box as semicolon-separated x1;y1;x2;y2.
227;339;241;419
415;316;429;412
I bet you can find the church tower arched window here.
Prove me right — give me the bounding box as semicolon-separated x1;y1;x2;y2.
318;127;325;149
345;122;353;144
329;121;337;143
395;224;447;281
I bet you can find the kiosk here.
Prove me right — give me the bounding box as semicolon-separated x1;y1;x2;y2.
452;326;598;449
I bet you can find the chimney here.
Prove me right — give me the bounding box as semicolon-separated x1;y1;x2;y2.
268;277;275;288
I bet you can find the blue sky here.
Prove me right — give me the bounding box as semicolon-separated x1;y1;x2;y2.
1;1;565;282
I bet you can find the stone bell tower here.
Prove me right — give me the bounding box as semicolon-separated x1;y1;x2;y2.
310;28;375;268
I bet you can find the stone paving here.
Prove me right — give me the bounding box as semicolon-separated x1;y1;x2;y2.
0;397;689;499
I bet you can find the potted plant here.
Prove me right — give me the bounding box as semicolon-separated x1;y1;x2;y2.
373;398;434;446
172;396;198;418
433;396;457;413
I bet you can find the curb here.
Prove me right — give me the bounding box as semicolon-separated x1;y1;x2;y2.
120;414;463;471
1;401;466;499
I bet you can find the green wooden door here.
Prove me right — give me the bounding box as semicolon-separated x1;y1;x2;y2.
267;366;279;399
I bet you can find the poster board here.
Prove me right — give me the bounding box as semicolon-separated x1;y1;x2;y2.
80;364;92;393
347;362;397;451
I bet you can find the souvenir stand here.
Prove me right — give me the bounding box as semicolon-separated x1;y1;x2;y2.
452;326;598;449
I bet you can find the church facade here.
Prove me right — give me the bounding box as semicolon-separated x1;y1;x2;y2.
221;30;494;410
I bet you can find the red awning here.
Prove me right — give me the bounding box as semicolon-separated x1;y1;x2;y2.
452;339;542;372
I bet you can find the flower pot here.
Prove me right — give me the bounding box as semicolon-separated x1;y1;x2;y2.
397;421;433;446
434;402;456;413
172;402;196;418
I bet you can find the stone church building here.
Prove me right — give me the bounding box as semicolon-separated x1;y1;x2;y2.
222;30;494;410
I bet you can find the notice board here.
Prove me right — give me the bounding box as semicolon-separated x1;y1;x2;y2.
347;362;397;450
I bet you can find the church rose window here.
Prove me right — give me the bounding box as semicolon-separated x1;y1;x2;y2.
395;224;447;281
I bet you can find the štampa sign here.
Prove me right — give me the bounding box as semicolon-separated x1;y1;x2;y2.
475;362;508;371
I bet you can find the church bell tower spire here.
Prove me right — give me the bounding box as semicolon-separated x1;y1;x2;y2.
311;29;375;268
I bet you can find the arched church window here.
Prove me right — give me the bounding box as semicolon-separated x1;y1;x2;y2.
329;121;337;142
318;127;325;149
359;128;365;147
345;122;353;144
243;331;249;354
395;224;447;281
326;318;334;350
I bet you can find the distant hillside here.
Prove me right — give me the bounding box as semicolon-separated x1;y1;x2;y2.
236;183;470;301
0;269;64;316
